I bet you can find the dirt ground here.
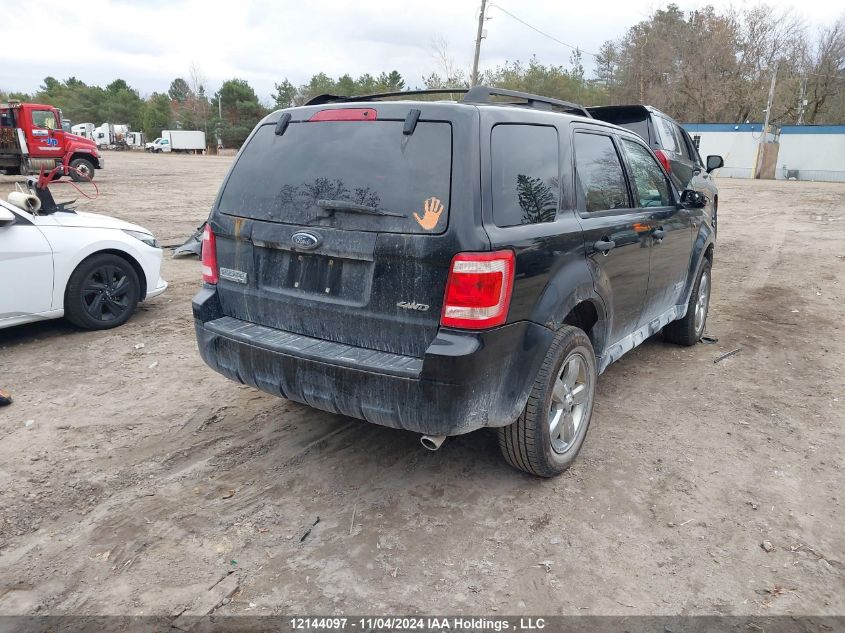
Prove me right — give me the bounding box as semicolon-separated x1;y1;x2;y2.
0;152;842;617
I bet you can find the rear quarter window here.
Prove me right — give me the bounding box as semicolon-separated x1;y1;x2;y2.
490;124;559;227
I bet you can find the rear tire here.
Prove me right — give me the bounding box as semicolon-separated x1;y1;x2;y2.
498;325;597;477
65;253;140;330
69;157;95;182
664;259;711;346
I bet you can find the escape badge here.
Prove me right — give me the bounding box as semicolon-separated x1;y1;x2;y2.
413;197;444;231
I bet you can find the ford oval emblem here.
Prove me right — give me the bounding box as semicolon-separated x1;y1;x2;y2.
291;231;321;250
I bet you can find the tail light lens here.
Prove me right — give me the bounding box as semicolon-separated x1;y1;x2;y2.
654;149;672;174
201;224;218;284
441;250;515;329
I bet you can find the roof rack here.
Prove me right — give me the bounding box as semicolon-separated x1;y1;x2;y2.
305;89;468;106
305;85;591;117
464;86;591;117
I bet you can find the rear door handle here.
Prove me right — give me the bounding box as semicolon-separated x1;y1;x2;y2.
594;238;616;254
652;228;666;240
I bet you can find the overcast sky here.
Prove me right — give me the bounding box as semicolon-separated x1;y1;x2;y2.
1;0;842;103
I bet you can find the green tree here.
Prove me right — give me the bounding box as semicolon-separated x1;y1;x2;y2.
168;78;192;103
140;93;173;139
100;83;144;129
385;70;405;91
273;79;298;108
106;79;130;94
211;78;265;147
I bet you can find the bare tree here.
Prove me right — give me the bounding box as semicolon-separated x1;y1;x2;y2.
803;17;845;122
425;36;469;89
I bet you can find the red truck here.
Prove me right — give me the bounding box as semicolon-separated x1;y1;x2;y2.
0;101;103;182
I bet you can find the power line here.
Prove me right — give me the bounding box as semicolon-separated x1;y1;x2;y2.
488;2;599;58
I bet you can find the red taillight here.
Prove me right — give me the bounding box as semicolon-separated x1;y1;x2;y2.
441;250;515;329
309;108;377;122
654;149;672;174
201;224;218;284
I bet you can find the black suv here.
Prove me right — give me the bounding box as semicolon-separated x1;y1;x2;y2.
193;87;715;477
588;105;723;233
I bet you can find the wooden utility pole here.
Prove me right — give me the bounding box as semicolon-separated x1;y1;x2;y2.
755;61;779;179
471;0;488;87
797;76;808;125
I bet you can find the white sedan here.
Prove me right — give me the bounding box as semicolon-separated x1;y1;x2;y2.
0;198;167;330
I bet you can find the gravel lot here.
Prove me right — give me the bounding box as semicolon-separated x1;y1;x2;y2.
0;152;842;616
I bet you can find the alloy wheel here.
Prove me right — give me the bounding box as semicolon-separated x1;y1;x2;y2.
694;271;710;335
549;351;592;454
82;265;131;322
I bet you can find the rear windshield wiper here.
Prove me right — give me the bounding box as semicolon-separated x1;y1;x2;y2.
316;199;405;218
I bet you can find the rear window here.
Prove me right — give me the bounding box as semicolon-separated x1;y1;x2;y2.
589;108;651;145
217;120;452;234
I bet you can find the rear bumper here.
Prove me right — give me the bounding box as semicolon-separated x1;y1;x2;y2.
193;287;554;436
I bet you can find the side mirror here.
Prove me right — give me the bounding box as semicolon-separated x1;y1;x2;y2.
680;189;706;209
0;206;17;228
706;155;724;173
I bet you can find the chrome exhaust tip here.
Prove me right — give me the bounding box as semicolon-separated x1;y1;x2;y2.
420;434;447;451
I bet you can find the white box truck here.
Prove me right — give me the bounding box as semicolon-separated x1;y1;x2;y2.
71;123;95;140
149;130;206;154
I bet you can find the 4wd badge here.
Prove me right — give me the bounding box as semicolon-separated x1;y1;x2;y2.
397;301;429;312
220;267;248;284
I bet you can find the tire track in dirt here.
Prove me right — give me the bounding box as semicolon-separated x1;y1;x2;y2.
741;202;789;291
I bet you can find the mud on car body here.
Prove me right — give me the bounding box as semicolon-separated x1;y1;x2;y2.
193;87;716;477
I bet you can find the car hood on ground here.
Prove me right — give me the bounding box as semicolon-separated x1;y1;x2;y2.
53;210;152;235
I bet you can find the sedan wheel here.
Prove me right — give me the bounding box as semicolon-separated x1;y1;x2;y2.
65;253;140;330
82;264;132;323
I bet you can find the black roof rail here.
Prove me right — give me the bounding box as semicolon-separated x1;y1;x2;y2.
304;85;591;118
463;86;591;117
305;89;469;106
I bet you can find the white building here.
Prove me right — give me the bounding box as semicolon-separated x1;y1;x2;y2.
682;123;845;183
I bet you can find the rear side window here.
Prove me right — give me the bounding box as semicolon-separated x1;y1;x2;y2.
491;124;559;227
621;139;671;207
573;132;630;213
218;120;452;234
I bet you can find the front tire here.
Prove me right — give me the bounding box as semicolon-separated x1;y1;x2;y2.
64;254;140;330
664;259;711;346
499;325;597;477
69;157;95;182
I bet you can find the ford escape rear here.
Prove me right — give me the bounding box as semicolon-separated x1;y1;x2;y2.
194;87;716;477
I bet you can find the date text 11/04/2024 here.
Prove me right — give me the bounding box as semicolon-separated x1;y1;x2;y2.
289;617;548;631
